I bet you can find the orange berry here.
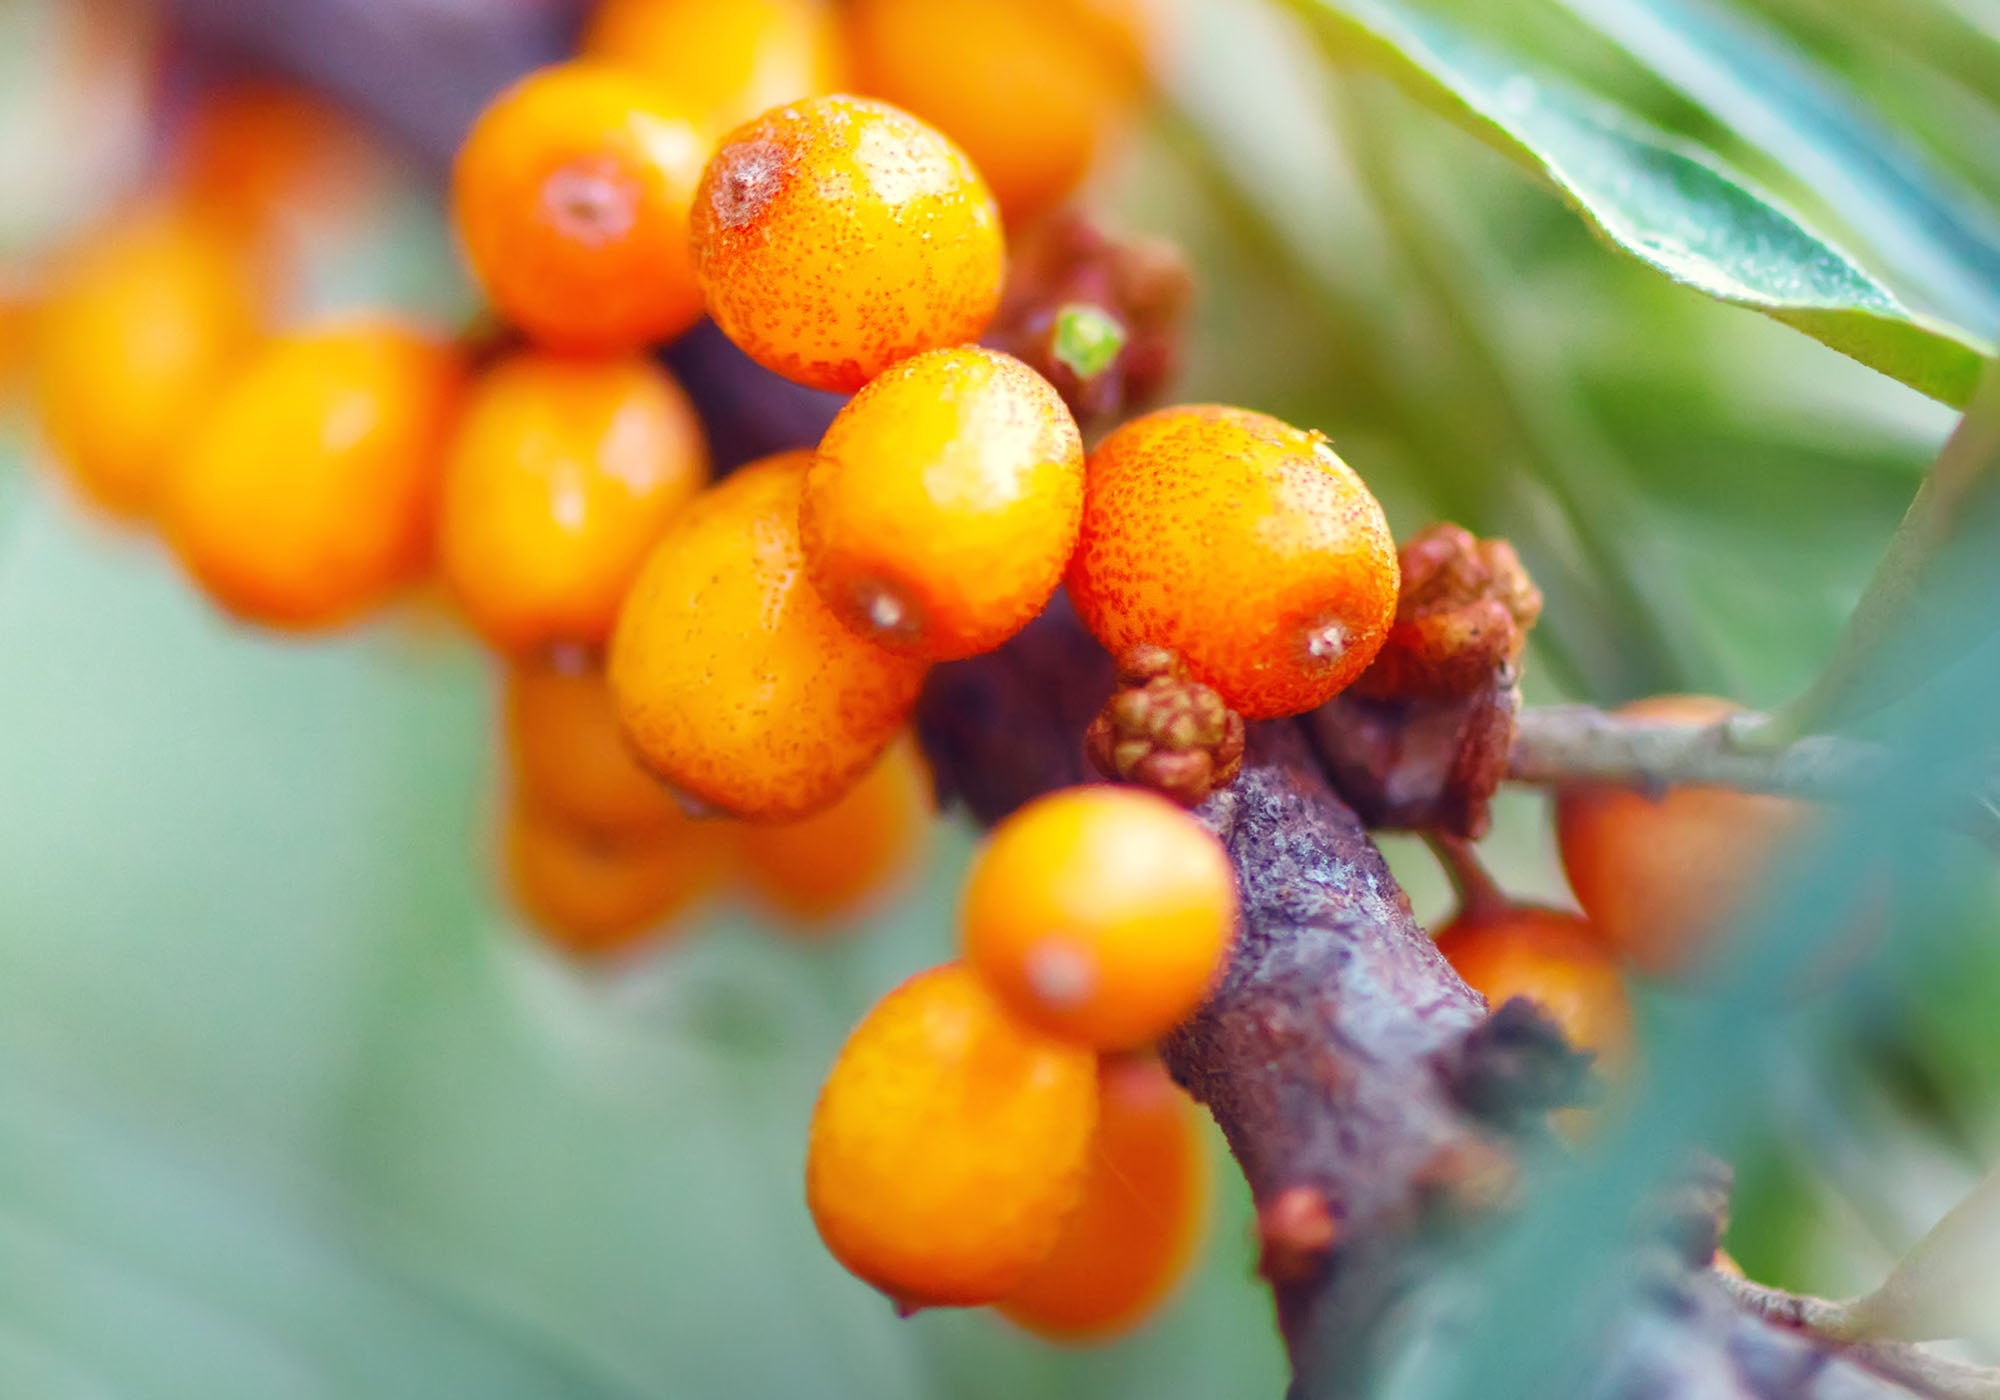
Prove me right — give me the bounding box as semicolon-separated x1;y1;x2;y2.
453;62;707;352
581;0;847;139
1000;1054;1209;1342
803;347;1083;660
807;962;1099;1307
737;734;932;928
1433;904;1634;1074
439;350;708;654
1556;695;1810;977
0;288;36;404
33;204;260;518
164;319;465;631
847;0;1148;221
691;95;1004;393
962;785;1237;1049
505;799;724;957
609;450;929;821
1067;405;1399;720
505;658;687;836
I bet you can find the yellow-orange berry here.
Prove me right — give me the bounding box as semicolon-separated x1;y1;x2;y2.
439;351;708;654
0;288;37;405
164;319;465;631
453;62;707;352
506;799;725;957
1433;904;1634;1074
691;95;1004;393
847;0;1148;221
807;962;1098;1307
1000;1053;1208;1342
609;450;930;821
582;0;847;139
505;658;687;837
737;734;932;928
962;785;1237;1049
1067;405;1399;720
33;204;260;518
1557;695;1810;978
803;347;1083;660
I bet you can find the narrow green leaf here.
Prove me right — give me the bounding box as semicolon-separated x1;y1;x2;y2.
1279;0;1994;405
1052;303;1128;379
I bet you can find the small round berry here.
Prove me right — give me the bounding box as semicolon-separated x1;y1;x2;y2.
1000;1053;1209;1342
807;962;1099;1307
1067;405;1399;720
506;799;725;957
439;350;708;654
803;347;1083;660
505;658;686;837
1433;904;1633;1073
453;62;707;352
1557;695;1809;977
962;785;1237;1049
737;734;933;928
847;0;1149;221
609;450;930;821
33;204;260;519
582;0;847;139
691;95;1004;393
164;319;465;631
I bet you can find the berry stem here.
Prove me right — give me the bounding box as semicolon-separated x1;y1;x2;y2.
1425;834;1508;925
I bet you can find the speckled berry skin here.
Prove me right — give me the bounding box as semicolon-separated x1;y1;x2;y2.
803;347;1083;661
1067;405;1399;721
690;95;1004;393
608;450;929;821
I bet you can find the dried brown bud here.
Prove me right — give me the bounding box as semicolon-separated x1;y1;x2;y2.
1258;1186;1338;1285
1086;647;1246;807
1353;523;1543;703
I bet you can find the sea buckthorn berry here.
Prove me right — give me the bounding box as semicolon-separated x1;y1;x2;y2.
807;962;1098;1307
1000;1054;1209;1342
691;95;1004;393
847;0;1149;221
609;450;929;821
962;785;1237;1049
1433;904;1634;1075
33;204;259;519
1557;695;1810;978
582;0;847;139
802;347;1083;660
506;799;724;957
440;350;708;654
453;62;707;352
1067;405;1399;721
738;734;932;928
505;658;686;837
164;319;465;631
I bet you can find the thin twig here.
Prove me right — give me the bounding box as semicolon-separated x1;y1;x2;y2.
1507;705;1887;800
1716;1274;2000;1400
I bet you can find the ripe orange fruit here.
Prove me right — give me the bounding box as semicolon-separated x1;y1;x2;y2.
505;658;688;837
506;799;725;957
1000;1053;1209;1342
1433;904;1634;1074
803;346;1084;660
609;450;930;821
1556;695;1810;977
1067;404;1399;720
453;61;708;352
33;204;260;519
439;350;708;654
807;962;1099;1307
164;319;465;631
581;0;847;139
691;94;1004;393
0;287;37;405
737;734;933;928
962;785;1237;1049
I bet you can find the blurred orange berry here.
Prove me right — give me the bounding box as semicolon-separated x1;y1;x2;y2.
963;785;1237;1050
691;94;1004;393
581;0;847;139
1000;1053;1209;1342
505;658;688;837
454;62;707;352
803;347;1084;660
0;289;37;405
164;319;465;630
609;450;930;821
807;962;1099;1307
506;799;725;957
439;350;708;654
1068;405;1399;720
1556;695;1810;978
737;734;932;928
33;204;260;519
1433;904;1634;1074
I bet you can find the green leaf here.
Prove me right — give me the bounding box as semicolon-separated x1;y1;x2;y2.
1278;0;1994;405
1052;303;1129;379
